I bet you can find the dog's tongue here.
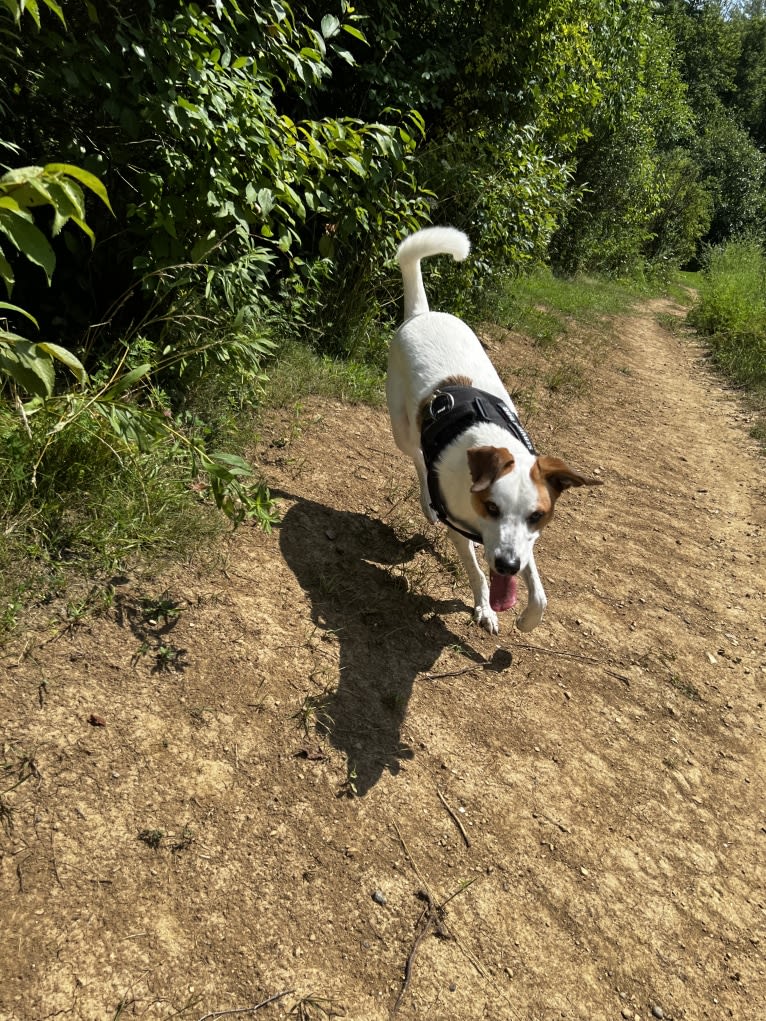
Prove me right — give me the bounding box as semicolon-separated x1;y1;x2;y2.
489;571;518;612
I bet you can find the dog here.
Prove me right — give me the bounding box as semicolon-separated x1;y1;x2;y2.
386;226;602;634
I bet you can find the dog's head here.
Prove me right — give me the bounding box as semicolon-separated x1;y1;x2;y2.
467;444;602;580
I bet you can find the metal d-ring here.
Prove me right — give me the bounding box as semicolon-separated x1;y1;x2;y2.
428;390;455;419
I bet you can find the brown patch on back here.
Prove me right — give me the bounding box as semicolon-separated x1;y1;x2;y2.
417;375;475;426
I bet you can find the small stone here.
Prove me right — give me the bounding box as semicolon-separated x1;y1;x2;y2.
622;1008;633;1019
372;889;387;906
651;1006;664;1019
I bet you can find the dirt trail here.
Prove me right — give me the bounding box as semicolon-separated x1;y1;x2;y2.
1;302;764;1021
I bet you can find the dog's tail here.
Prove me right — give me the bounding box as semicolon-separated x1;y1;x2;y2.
396;226;470;320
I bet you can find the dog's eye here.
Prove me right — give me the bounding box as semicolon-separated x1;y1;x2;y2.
527;510;544;526
484;500;500;518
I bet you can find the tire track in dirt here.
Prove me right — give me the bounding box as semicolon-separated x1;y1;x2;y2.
0;301;763;1021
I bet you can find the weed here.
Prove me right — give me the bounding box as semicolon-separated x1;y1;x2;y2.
137;828;165;850
153;644;187;673
141;592;181;625
1;748;40;797
137;825;193;852
545;362;587;396
669;673;701;701
293;695;334;736
317;570;345;599
289;994;343;1020
340;764;359;797
0;597;23;637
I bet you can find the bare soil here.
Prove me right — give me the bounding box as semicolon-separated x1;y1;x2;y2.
1;301;764;1021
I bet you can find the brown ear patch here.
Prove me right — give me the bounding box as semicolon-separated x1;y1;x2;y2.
533;455;603;499
467;446;515;493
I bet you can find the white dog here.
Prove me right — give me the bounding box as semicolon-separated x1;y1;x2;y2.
386;226;602;634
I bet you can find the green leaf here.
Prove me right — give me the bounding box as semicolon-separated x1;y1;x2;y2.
342;25;366;43
321;14;340;39
0;301;38;327
102;364;152;399
0;251;15;296
37;342;88;383
44;163;113;213
0;340;55;397
0;210;56;283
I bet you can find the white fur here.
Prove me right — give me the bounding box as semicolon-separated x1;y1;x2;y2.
387;227;552;634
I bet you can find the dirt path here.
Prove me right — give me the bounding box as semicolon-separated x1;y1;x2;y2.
1;302;764;1021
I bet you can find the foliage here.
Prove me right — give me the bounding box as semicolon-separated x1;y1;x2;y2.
8;0;429;348
692;111;766;245
689;239;766;389
552;2;701;274
0;163;109;395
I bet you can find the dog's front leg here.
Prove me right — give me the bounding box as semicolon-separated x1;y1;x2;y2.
516;556;547;632
448;529;498;635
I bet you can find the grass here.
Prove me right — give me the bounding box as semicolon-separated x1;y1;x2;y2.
263;342;385;408
688;239;766;451
481;266;647;345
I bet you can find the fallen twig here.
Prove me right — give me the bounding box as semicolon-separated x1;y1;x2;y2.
513;641;601;664
436;787;471;847
196;991;294;1021
391;890;448;1018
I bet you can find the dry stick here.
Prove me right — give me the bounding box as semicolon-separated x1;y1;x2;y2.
196;992;294;1021
391;824;482;1018
392;822;433;901
425;664;481;680
436;787;471;848
513;641;602;664
391;896;435;1018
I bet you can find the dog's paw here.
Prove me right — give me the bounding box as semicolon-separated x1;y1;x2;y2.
473;604;499;635
515;605;545;632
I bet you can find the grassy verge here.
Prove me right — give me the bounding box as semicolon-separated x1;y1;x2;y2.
688;239;766;449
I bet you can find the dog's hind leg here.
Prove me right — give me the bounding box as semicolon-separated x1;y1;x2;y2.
448;529;498;635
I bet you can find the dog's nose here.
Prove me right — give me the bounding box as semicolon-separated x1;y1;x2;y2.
493;555;520;576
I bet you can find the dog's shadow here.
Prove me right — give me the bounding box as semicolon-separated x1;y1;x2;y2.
276;493;493;796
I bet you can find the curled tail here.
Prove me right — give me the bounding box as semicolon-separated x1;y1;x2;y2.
396;226;470;320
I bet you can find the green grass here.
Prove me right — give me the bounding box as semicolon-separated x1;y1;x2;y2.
263;342;385;407
689;240;766;389
477;267;647;348
688;240;766;452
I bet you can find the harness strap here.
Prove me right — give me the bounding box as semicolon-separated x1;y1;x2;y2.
420;385;536;544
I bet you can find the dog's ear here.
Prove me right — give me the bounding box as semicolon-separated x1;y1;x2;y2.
467;446;515;492
535;455;603;495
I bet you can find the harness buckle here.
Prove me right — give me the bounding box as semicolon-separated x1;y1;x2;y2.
428;390;455;420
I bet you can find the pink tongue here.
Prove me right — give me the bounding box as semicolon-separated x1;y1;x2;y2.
489;571;518;612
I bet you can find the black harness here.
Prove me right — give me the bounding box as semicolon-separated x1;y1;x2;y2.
420;385;537;544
